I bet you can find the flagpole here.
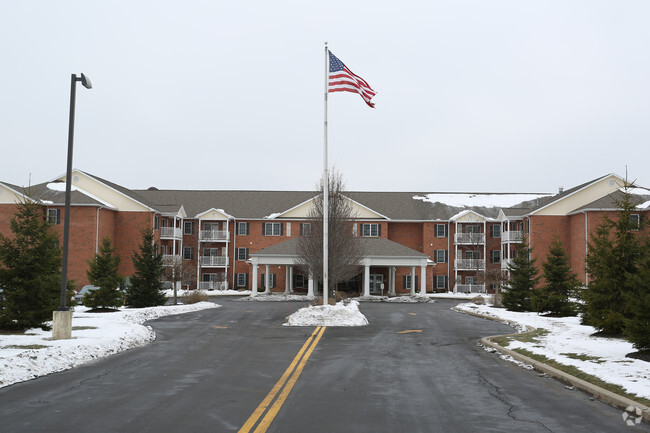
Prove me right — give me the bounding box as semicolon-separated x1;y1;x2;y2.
323;42;329;306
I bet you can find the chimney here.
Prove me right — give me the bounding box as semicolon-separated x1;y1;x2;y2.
558;186;564;194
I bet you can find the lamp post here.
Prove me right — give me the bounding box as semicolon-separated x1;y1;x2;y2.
53;73;92;340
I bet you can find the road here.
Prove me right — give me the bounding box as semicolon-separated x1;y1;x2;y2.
0;298;647;432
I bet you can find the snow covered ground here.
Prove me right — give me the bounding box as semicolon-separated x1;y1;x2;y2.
0;302;218;388
163;288;251;297
284;300;368;327
455;302;650;400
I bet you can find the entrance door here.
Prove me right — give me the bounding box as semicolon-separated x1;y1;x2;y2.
369;274;384;295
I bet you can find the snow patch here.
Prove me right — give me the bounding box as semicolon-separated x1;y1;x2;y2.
0;302;218;388
413;193;551;208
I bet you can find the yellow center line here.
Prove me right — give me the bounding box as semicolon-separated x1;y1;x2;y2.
398;329;422;334
238;326;326;433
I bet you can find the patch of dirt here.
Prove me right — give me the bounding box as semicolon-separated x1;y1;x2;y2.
626;351;650;363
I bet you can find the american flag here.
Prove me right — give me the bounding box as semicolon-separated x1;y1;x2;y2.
328;51;376;108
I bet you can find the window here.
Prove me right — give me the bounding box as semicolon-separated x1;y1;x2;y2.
435;224;447;237
403;275;418;290
490;250;501;263
236;273;248;288
204;222;220;231
47;209;60;225
630;214;641;231
184;221;194;235
154;215;160;230
465;250;480;260
160;245;166;255
434;250;448;263
524;219;530;234
466;276;476;285
263;222;282;236
237;222;249;235
236;247;249;261
183;246;194;260
261;274;276;288
435;275;448;289
300;223;312;236
490;225;501;238
361;223;380;237
294;274;305;289
465;224;481;234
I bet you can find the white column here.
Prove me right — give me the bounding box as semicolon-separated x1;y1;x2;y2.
363;264;370;297
284;266;291;294
308;271;314;297
251;263;258;297
420;265;427;296
264;265;271;294
410;266;416;296
388;267;396;296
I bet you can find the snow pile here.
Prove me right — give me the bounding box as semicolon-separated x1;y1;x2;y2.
354;295;434;303
0;302;218;388
242;293;317;302
456;303;650;400
163;288;251;297
284;300;368;327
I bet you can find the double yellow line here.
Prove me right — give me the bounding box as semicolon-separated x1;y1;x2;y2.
238;326;326;433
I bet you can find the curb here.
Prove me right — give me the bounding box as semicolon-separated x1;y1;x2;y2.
453;307;650;424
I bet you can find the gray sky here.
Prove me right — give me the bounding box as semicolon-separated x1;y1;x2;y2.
2;1;649;193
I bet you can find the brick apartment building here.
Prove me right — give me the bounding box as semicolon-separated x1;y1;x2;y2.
1;170;648;296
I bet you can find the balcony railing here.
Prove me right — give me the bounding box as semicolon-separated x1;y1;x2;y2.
501;258;514;270
200;256;228;267
199;281;228;291
455;284;486;293
200;230;230;242
162;254;181;266
454;233;485;244
501;231;523;242
454;259;485;270
160;227;182;240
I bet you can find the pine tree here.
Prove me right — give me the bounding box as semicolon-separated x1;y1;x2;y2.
125;228;166;308
503;236;539;312
0;199;62;330
626;240;650;352
85;237;123;309
533;239;579;316
583;182;642;335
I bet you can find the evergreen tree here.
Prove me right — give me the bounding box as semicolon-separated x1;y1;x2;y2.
0;199;62;330
534;239;580;316
626;240;650;351
125;228;166;308
503;236;539;312
583;182;642;335
85;237;123;309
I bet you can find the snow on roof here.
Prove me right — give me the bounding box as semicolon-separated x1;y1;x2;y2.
413;193;551;208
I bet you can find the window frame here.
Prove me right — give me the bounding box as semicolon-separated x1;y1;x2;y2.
47;208;60;225
183;221;194;235
435;224;447;238
237;222;249;236
361;223;380;237
236;247;249;261
263;222;282;236
183;246;194;260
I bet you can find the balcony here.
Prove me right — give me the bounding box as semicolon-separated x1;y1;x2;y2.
200;230;230;242
501;258;514;270
162;254;181;266
454;259;485;270
199;281;228;291
454;233;485;244
160;227;182;240
200;256;228;267
454;284;486;293
501;231;523;243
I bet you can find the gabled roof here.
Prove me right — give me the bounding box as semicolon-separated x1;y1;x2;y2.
569;190;650;214
250;236;427;258
27;181;109;207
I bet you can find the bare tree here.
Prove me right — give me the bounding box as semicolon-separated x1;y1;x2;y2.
163;256;196;305
295;170;363;305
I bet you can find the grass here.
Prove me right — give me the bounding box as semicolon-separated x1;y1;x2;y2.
492;328;549;347
513;348;650;407
561;352;606;363
3;344;48;350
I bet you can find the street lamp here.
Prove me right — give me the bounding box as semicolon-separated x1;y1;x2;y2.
53;73;92;340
